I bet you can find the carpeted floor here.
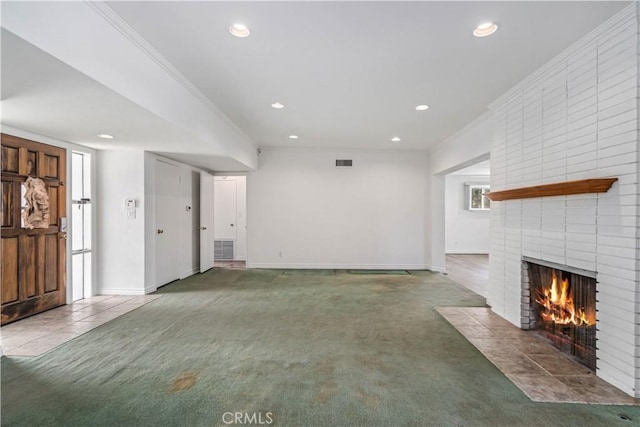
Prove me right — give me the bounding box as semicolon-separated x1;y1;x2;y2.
2;268;639;426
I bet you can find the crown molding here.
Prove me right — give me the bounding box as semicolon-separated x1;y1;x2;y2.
85;1;254;146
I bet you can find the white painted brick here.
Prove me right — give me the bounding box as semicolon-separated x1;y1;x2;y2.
567;104;598;123
598;120;638;141
489;5;639;398
598;35;637;65
567;96;597;118
597;264;637;282
597;164;637;178
598;153;638;169
596;244;637;259
598;54;637;81
566;232;597;244
598;109;638;131
567;85;597;106
598;89;637;112
599;141;638;159
567;132;597;148
597;276;638;299
598;21;637;50
597;338;636;375
599;98;637;121
567;123;598;140
597;289;636;313
598;254;637;270
598;76;637;101
598;214;637;228
567;151;597;165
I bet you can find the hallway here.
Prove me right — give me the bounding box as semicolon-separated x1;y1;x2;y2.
446;254;489;298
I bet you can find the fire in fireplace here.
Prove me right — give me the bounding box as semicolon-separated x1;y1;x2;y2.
526;261;597;370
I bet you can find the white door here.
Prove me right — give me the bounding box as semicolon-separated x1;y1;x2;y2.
200;173;215;272
214;180;237;241
156;160;181;286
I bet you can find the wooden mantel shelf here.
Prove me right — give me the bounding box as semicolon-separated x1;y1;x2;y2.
485;178;618;202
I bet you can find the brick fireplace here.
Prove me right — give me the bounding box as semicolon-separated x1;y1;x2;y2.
487;4;640;397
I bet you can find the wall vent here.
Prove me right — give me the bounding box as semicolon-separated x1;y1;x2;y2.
214;240;234;260
336;159;353;167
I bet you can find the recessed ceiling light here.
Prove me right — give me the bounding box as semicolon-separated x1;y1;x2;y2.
473;22;498;37
415;105;430;111
271;102;284;109
289;135;299;139
97;133;114;139
229;23;250;38
391;137;401;142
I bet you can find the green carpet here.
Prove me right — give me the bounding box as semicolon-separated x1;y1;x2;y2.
346;269;409;275
2;269;639;426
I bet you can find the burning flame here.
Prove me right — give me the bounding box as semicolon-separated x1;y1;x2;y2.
535;272;594;326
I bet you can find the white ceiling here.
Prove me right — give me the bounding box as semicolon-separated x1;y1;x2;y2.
0;1;630;167
0;29;251;171
106;1;628;150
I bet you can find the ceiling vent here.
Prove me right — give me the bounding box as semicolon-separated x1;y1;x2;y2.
336;159;353;167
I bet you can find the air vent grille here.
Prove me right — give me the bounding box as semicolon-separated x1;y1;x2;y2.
214;240;234;260
336;159;353;167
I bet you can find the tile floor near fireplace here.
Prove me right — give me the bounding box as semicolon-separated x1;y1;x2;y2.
437;307;639;405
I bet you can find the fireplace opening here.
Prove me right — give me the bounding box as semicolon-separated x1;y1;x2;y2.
525;261;597;370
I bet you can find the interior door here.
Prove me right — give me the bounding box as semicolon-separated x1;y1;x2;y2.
155;160;180;286
200;173;214;272
214;179;237;241
1;134;67;325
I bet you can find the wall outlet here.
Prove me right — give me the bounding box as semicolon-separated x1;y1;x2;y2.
279;251;282;258
127;209;136;219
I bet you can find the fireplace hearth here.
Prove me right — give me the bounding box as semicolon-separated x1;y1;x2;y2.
522;259;597;370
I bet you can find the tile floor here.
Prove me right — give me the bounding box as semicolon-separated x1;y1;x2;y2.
437;306;639;405
0;295;161;357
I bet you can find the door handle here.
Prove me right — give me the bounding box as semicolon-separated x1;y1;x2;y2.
230;224;234;227
58;233;68;240
157;229;164;234
200;227;207;230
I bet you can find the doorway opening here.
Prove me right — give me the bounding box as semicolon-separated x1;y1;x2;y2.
71;151;93;302
444;158;490;297
213;176;247;268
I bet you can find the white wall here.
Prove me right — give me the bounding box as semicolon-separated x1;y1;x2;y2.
426;114;493;272
445;175;490;254
247;149;429;269
97;150;146;295
488;4;639;397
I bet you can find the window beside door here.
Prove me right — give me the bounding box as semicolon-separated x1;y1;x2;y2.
71;152;92;302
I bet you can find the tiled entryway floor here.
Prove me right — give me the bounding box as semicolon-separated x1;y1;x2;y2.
1;295;161;357
437;307;640;405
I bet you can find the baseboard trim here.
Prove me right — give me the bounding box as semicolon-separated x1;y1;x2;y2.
246;263;429;270
445;251;490;255
180;267;199;280
429;265;447;273
98;288;148;296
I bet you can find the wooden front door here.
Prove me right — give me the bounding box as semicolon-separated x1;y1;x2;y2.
1;134;67;325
